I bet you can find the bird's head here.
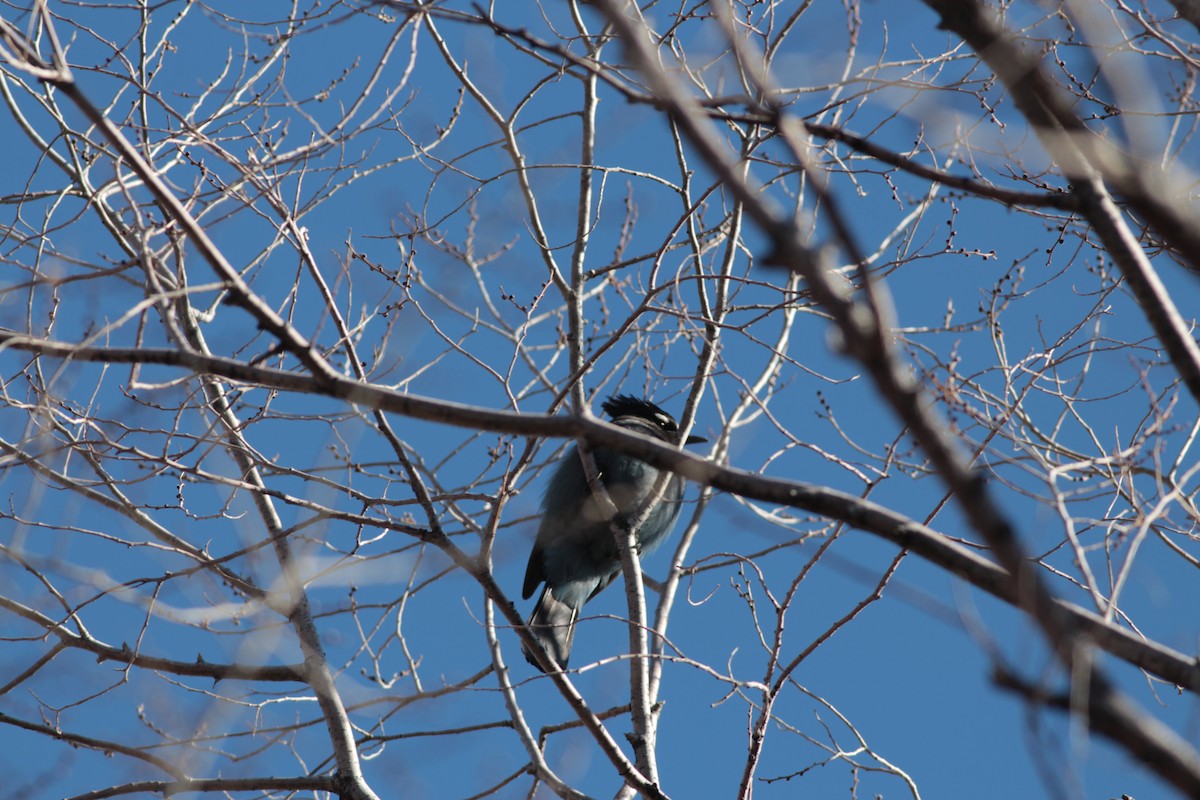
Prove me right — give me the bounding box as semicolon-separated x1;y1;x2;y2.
601;394;706;445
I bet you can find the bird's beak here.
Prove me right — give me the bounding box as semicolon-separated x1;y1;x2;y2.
686;434;707;445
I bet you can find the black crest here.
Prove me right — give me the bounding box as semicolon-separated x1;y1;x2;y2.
602;394;679;434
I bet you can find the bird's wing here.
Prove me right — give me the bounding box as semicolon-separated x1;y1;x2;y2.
524;446;589;598
521;538;546;599
587;567;621;603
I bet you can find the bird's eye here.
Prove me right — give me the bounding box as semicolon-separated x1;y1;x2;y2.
654;412;677;431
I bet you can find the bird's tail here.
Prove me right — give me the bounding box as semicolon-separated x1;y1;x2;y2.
522;587;577;672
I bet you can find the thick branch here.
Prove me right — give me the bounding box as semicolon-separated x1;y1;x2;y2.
4;331;1198;697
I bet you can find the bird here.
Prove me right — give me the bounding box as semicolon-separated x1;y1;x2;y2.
521;394;704;672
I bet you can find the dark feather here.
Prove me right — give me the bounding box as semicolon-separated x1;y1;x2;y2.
520;394;699;672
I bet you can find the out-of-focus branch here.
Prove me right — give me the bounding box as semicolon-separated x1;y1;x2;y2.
180;348;379;796
923;0;1200;268
920;0;1200;411
472;5;1074;212
1;12;381;795
591;1;1200;794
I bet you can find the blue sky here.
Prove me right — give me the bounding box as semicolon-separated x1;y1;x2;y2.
2;2;1199;799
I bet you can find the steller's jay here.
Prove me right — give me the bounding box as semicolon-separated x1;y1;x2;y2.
521;394;704;672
